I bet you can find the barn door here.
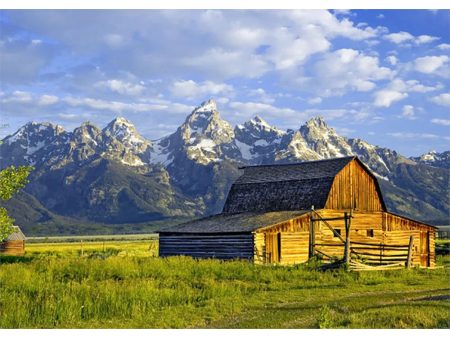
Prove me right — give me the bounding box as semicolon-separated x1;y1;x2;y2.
265;233;281;263
419;231;430;267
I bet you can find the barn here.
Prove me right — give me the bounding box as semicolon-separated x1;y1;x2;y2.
0;226;26;256
159;156;436;269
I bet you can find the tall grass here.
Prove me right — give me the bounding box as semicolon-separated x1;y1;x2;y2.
0;253;449;328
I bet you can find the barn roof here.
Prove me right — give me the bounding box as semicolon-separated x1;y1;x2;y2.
4;226;26;241
223;156;358;213
158;211;309;233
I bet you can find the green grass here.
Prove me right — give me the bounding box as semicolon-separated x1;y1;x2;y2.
0;241;449;328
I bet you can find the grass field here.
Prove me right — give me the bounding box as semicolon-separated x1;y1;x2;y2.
0;239;449;329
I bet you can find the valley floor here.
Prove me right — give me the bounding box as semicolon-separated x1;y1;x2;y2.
0;240;449;329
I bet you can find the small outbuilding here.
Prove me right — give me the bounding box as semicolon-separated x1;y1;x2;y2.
159;156;436;269
0;226;26;256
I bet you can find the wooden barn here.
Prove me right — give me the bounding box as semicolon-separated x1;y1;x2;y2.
0;226;26;256
159;157;436;269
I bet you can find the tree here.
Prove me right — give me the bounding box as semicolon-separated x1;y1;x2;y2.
0;166;33;241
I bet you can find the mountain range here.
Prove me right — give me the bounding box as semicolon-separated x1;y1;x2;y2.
0;99;448;236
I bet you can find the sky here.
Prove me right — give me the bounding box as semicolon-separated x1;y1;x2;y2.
0;9;449;157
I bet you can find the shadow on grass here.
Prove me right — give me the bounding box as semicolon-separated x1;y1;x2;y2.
0;255;34;264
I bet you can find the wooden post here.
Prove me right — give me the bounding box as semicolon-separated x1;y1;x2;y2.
406;236;414;268
309;212;315;259
344;212;350;265
80;240;84;257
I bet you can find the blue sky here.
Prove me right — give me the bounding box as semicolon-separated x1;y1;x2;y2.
0;9;449;156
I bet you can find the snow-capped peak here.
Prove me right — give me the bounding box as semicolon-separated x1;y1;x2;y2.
194;99;217;114
104;117;140;138
4;121;64;145
419;150;438;162
304;116;328;129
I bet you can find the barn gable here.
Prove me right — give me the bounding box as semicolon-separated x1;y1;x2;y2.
325;157;386;211
223;156;385;213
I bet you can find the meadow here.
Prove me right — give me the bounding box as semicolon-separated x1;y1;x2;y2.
0;238;449;329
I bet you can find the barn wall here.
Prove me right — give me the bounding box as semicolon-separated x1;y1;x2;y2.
280;233;309;264
384;213;436;267
254;233;265;264
159;233;254;260
325;160;384;211
0;240;25;256
255;214;310;265
314;210;435;267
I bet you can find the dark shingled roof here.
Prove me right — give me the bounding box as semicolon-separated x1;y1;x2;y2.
223;156;355;213
4;226;26;241
159;211;309;233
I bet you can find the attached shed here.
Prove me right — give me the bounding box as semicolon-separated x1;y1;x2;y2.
159;156;436;268
0;226;26;256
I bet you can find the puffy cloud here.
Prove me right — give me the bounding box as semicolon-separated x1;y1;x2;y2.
384;31;439;45
414;55;449;74
415;35;439;44
1;91;33;103
170;80;234;98
385;55;398;66
430;93;450;107
384;31;414;44
431;118;450;126
247;88;275;104
374;90;408;107
228;101;300;119
373;78;440;108
437;43;450;50
6;10;384;81
95;79;145;96
310;49;392;95
38;95;59;105
401;105;416;120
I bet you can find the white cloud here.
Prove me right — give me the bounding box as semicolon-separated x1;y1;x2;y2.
64;96;168;113
430;93;450;107
248;88;275;104
182;48;269;78
388;132;441;139
171;80;234;98
373;78;440;108
431;118;450;126
96;79;145;96
38;95;59;105
385;55;398;66
374;90;408;107
308;97;323;105
311;49;392;95
414;55;449;74
401;105;416;120
437;43;450;50
1;91;33;103
228;101;301;120
416;35;439;44
384;31;439;45
384;31;414;44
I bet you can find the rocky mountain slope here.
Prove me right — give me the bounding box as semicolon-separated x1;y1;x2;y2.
1;99;448;235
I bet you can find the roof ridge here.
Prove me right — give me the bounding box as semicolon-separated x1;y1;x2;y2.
233;176;336;185
238;156;356;169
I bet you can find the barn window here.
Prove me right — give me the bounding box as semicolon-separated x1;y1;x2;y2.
333;229;341;237
367;229;374;237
